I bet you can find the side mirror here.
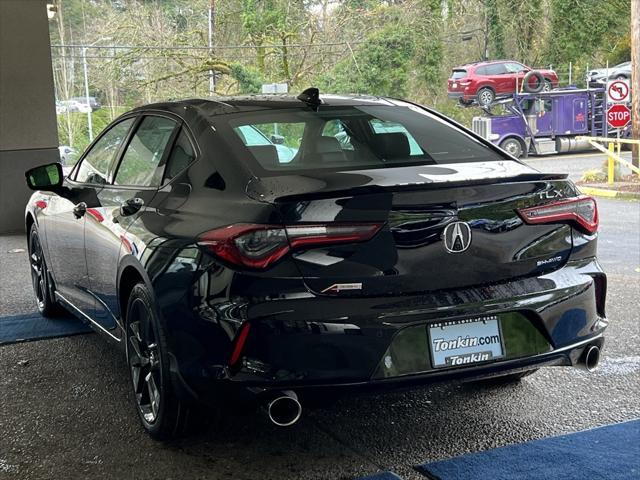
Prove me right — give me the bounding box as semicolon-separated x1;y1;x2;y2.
25;163;63;191
270;134;285;145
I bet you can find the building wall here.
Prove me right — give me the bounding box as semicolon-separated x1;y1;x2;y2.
0;0;58;233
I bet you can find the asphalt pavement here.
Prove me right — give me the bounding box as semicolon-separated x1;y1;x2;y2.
1;152;639;480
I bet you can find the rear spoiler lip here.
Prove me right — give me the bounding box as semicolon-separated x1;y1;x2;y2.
249;172;570;204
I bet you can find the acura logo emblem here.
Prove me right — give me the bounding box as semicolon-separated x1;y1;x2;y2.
442;221;472;253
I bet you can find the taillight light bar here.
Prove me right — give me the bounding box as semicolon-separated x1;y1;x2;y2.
198;223;382;270
517;196;598;234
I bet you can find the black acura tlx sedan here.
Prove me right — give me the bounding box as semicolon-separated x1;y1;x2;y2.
25;89;607;439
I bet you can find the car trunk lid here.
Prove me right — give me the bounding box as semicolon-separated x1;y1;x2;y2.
247;160;578;297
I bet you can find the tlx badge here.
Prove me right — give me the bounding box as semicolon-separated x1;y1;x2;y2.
442;221;472;253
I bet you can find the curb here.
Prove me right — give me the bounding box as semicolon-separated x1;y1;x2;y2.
578;186;640;200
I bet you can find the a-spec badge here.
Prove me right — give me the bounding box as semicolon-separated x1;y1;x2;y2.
321;283;363;294
442;221;472;253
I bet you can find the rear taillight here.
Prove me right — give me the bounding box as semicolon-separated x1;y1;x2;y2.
517;196;598;234
198;223;382;269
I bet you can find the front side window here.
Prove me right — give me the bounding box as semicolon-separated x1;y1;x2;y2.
505;62;526;73
216;104;507;175
75;118;135;184
114;116;177;187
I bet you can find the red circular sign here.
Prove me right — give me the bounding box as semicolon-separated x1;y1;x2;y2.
607;104;631;128
608;81;629;102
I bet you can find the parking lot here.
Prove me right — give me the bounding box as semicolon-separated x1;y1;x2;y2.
1;153;638;480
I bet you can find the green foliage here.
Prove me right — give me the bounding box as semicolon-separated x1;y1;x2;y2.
320;23;415;97
545;0;631;66
229;63;264;94
486;0;505;59
50;0;633;150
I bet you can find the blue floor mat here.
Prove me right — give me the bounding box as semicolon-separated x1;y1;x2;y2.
417;420;640;480
0;312;93;345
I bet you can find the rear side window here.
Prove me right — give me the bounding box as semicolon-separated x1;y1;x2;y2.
75;118;134;184
216;105;506;175
114;116;177;187
485;63;507;75
164;130;196;182
451;69;467;79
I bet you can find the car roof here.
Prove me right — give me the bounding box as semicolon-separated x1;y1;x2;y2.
132;94;408;117
456;59;521;69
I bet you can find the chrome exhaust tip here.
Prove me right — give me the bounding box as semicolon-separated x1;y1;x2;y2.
580;345;601;372
266;391;302;427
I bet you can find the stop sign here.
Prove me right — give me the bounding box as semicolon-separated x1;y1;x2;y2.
607;104;631;129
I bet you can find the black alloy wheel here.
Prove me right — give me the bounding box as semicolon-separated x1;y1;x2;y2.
125;283;211;439
28;224;60;317
127;295;163;426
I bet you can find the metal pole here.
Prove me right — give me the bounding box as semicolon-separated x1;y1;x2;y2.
586;63;589;89
569;61;572;85
631;0;639;167
82;46;93;142
208;0;215;95
608;142;615;184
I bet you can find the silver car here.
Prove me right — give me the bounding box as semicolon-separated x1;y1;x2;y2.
586;61;631;87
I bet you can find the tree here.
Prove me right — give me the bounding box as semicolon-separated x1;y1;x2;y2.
320;23;415;97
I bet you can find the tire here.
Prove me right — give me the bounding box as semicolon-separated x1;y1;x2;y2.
542;79;553;92
500;137;524;158
523;70;545;93
28;224;62;317
615;75;627;80
125;283;211;440
477;87;495;106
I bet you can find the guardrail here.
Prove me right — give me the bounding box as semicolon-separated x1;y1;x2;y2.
576;136;640;184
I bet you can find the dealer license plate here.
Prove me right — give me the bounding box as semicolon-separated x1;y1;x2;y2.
428;316;504;368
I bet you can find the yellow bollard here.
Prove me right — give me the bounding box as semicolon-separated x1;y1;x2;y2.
607;142;615;184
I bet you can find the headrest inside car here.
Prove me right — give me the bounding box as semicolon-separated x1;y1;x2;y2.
373;132;410;160
315;136;343;154
248;145;279;169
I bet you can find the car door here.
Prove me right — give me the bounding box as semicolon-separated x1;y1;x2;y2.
84;114;180;333
505;62;528;91
47;117;136;316
488;62;510;94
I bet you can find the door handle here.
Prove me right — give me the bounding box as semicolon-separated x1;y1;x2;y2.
73;202;87;219
120;197;144;216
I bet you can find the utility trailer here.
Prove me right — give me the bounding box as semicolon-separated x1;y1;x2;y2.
470;87;629;158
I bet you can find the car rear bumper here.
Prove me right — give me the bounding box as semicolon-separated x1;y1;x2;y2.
164;256;607;404
178;334;604;406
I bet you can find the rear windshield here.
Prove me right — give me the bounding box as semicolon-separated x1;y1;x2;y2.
212;105;505;175
451;70;467;80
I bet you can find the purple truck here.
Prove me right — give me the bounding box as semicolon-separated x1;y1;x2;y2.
470;87;630;158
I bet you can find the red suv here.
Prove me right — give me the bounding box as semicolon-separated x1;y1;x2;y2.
447;60;558;106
